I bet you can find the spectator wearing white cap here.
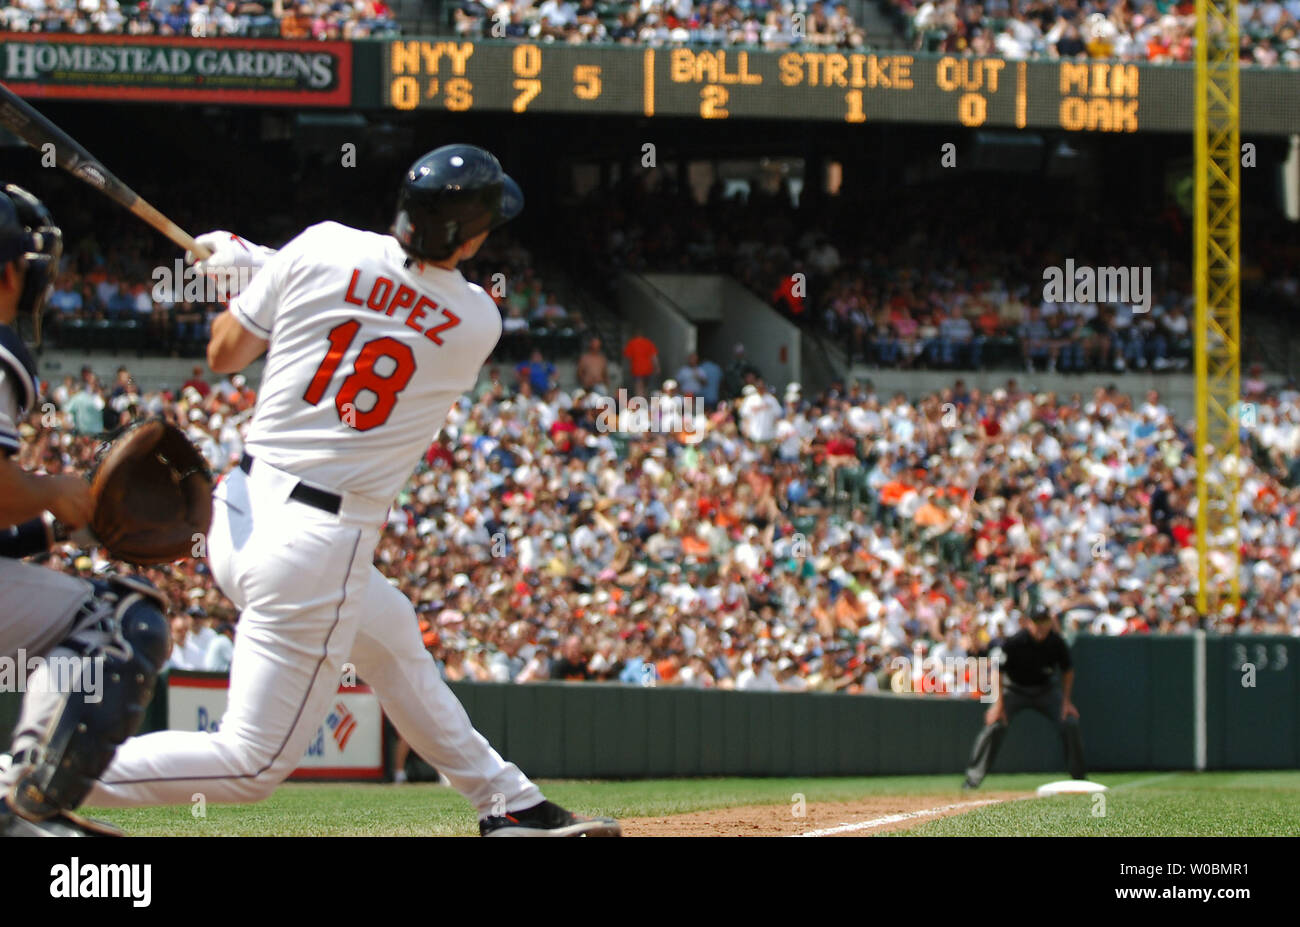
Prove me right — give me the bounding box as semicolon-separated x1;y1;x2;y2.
186;408;223;469
738;382;781;443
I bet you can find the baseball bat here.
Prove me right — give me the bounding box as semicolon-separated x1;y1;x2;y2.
0;82;211;260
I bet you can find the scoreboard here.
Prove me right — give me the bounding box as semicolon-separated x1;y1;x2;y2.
3;35;1291;131
383;40;1298;134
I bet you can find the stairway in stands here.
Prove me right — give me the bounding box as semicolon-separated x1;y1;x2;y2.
850;0;911;50
391;0;442;36
544;263;628;384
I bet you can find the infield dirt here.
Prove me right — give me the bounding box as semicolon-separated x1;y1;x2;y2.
622;791;1029;836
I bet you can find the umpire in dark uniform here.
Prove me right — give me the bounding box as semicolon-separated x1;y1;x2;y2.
962;606;1086;788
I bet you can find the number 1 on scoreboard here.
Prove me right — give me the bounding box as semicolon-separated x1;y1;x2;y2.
845;90;866;123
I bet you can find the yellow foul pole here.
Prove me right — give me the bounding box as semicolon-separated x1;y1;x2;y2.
1194;0;1242;619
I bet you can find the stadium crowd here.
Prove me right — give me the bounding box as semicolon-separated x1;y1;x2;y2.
571;176;1299;374
894;0;1300;66
451;0;1300;66
3;0;1299;68
0;0;870;46
0;0;397;38
14;345;1300;698
454;0;867;48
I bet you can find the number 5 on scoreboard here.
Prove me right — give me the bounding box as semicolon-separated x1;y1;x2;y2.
574;65;601;100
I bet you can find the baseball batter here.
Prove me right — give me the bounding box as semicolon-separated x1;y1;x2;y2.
84;146;620;836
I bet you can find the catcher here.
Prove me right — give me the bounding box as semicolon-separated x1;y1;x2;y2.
0;184;208;837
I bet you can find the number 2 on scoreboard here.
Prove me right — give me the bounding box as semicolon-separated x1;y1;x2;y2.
303;320;417;431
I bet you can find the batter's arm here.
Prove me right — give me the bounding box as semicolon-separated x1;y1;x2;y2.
208;308;268;374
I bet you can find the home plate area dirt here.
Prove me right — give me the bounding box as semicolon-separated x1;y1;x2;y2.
622;792;1028;837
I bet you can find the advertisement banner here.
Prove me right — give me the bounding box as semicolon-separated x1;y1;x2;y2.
0;34;353;106
166;670;384;780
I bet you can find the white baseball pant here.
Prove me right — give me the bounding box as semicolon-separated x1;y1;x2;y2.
87;460;542;816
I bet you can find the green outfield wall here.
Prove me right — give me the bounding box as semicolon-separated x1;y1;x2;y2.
1;634;1296;778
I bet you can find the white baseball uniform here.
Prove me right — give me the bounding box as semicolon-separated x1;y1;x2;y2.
87;223;543;816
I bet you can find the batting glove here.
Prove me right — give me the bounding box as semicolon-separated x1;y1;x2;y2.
186;230;277;299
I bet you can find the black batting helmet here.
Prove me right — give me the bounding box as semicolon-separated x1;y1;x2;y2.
392;145;522;263
0;184;62;346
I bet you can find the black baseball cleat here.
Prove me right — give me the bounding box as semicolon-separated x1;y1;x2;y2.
479;800;622;837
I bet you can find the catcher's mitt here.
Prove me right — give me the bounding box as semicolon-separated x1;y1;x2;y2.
88;418;213;565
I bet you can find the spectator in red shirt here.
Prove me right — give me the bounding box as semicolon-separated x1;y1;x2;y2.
182;365;210;399
771;273;806;318
425;436;455;469
623;330;659;396
549;408;578;453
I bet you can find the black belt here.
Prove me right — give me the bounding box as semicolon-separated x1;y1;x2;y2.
239;452;342;515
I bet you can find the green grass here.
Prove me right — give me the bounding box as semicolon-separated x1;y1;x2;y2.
83;771;1300;836
893;771;1300;837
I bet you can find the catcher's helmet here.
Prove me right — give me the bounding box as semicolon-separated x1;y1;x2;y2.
0;184;62;346
392;144;522;263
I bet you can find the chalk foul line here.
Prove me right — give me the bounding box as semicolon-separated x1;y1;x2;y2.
794;798;1010;837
